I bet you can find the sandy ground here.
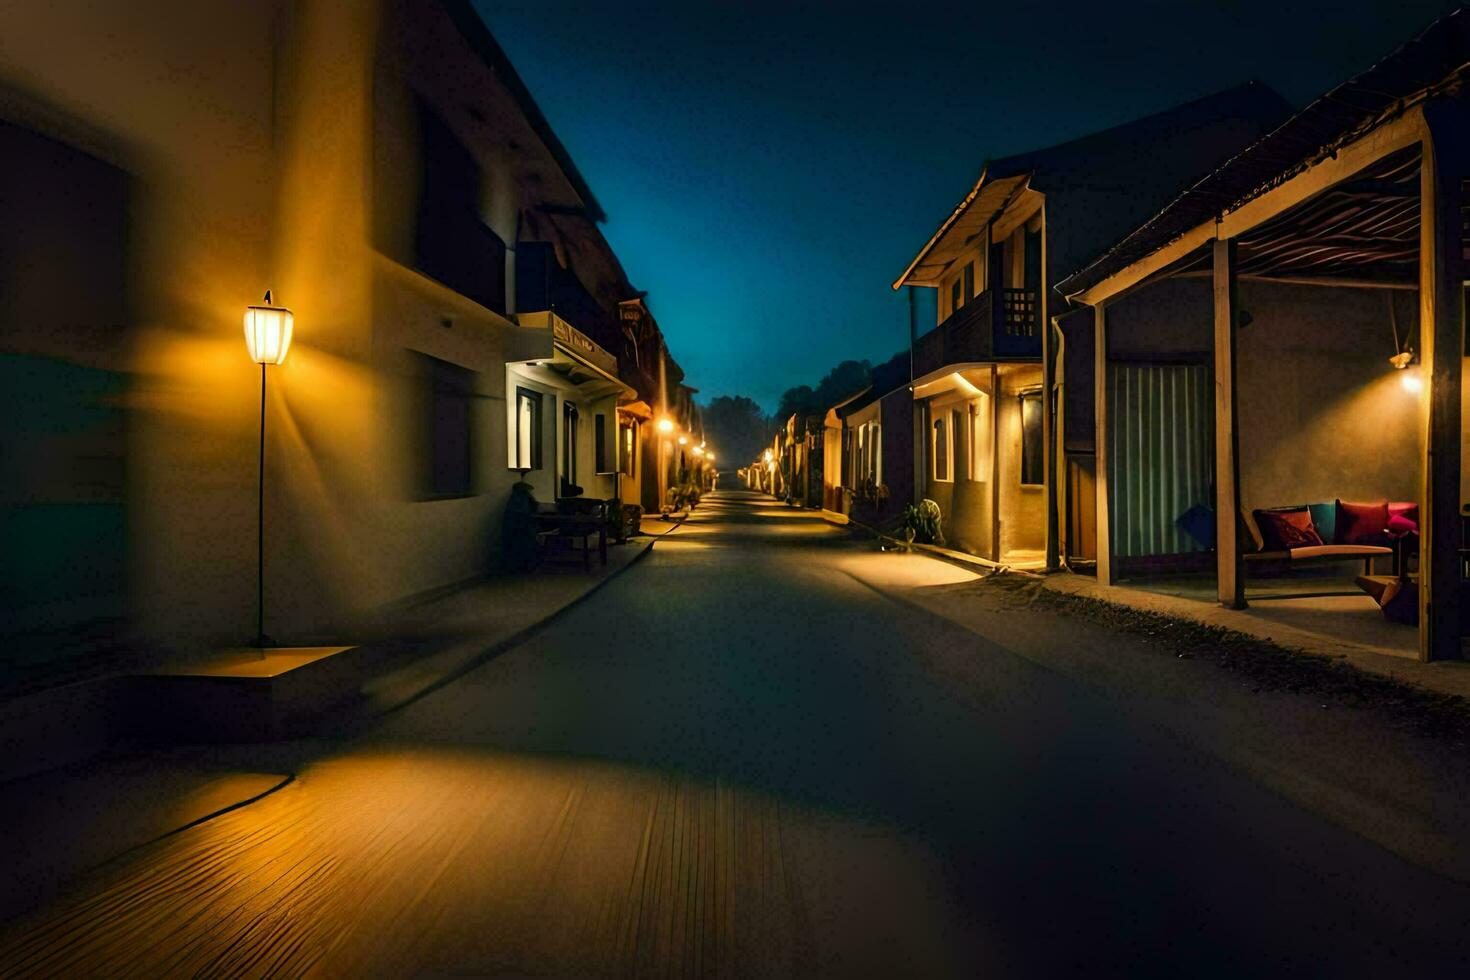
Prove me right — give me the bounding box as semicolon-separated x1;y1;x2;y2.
3;492;1469;976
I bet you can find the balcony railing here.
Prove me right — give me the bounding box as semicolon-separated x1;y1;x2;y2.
913;286;1041;376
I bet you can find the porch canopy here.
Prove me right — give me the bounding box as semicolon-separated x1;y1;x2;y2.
1059;8;1470;662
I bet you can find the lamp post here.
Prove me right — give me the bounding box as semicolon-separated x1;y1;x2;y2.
243;290;293;648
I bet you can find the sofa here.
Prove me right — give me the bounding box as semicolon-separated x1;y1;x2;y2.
1244;499;1418;575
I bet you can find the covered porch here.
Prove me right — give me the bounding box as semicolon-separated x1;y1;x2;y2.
1063;14;1470;661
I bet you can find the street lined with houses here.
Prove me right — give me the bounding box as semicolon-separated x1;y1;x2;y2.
4;493;1469;976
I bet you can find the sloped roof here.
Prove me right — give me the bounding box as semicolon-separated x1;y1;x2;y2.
1058;8;1470;300
896;83;1291;290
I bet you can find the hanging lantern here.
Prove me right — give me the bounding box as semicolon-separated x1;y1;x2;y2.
244;290;294;365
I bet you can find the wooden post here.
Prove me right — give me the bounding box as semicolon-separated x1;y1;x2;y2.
1041;206;1059;570
991;362;1002;562
1213;237;1246;609
1054;318;1068;564
1418;100;1467;662
1094;301;1112;586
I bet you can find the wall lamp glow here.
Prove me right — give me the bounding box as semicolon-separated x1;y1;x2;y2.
656;417;675;434
763;449;773;463
245;290;292;648
678;435;688;446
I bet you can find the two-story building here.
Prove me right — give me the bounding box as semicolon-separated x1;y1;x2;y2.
0;0;684;684
891;84;1290;568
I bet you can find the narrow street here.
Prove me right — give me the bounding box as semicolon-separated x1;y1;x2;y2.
4;491;1469;977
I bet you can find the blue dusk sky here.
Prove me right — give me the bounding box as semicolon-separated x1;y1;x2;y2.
476;0;1458;413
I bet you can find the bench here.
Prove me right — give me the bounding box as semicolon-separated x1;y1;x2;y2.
1244;500;1413;581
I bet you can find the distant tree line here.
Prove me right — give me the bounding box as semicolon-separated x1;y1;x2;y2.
702;350;906;466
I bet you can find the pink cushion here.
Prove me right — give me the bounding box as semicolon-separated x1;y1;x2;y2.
1388;501;1419;534
1336;499;1388;545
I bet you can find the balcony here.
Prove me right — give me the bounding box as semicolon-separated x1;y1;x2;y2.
913;287;1040;377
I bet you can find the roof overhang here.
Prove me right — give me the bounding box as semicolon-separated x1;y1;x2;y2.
894;171;1031;289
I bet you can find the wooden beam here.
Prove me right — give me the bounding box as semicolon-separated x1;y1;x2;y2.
1093;302;1112;586
991;362;1001;562
1075;109;1428;308
1173;271;1418;290
1417;99;1467;662
1213;237;1246;609
1040;204;1059;570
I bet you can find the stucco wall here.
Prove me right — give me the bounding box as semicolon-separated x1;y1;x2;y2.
997;365;1046;557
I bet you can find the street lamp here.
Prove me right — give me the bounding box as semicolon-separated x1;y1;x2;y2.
244;290;293;648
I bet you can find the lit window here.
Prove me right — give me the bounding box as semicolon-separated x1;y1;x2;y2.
619;420;637;477
515;387;542;470
932;413;951;482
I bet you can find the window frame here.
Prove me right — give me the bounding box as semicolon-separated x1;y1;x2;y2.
513;386;543;471
1019;390;1044;487
932;411;952;483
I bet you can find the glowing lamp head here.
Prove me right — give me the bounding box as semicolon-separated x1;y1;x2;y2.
692;445;704;456
1400;369;1423;393
657;417;675;434
1389;350;1415;371
244;291;293;365
706;452;714;462
678;435;688;446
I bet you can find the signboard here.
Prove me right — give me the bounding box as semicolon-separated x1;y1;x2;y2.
551;315;619;376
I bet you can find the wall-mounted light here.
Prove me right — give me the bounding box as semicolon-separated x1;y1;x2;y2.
692;445;704;456
678;436;688;446
656;417;675;434
763;449;773;463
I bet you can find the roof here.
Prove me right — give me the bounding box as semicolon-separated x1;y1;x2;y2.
838;352;910;418
895;83;1291;289
1058;8;1470;300
442;0;605;222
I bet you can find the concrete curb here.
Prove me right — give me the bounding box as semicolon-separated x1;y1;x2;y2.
338;523;674;727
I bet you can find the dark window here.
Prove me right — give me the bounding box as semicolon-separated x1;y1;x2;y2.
963;262;975;301
514;386;542;470
950;278;963;313
562;402;579;490
1020;392;1043;486
415;100;506;314
427;355;474;497
595;414;608;472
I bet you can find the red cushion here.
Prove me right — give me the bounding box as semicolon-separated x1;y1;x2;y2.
1254;508;1323;551
1336;499;1389;545
1388;501;1419;534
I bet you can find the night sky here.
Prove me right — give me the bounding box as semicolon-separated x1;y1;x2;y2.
478;0;1459;413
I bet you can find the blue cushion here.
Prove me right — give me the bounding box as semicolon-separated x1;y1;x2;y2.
1176;503;1216;550
1306;502;1335;544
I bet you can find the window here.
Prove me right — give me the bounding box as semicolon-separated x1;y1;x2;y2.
514;386;542;470
595;413;610;473
426;355;473;497
963;262;975;303
414;100;506;314
932;412;951;481
950;277;963;314
562;402;579;490
1020;392;1043;486
619;420;637;477
854;420;881;485
968;394;992;482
